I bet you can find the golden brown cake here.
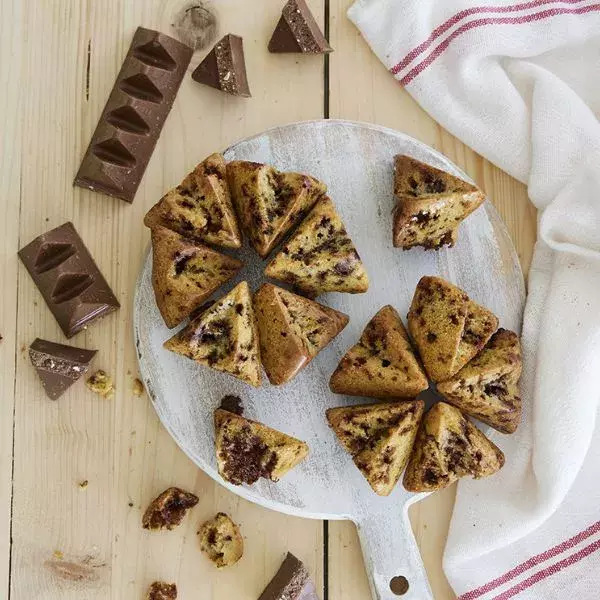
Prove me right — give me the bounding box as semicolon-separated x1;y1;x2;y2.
150;226;243;328
144;153;242;249
146;582;177;600
407;276;498;382
329;305;428;398
392;155;485;250
142;487;199;531
264;196;369;297
227;160;326;258
403;402;505;492
327;400;424;496
214;408;309;485
254;283;349;385
437;329;522;434
163;281;262;387
199;512;243;568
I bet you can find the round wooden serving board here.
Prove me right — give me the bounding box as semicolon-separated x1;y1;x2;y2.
134;120;525;600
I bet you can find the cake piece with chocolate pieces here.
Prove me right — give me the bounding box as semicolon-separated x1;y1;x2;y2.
259;552;320;600
164;281;262;387
215;408;309;485
142;486;199;531
437;329;522;434
146;581;177;600
227;160;326;258
150;226;242;328
265;196;369;297
255;283;348;385
327;400;424;496
392;155;485;250
144;153;242;249
408;276;498;382
403;402;505;492
199;512;243;568
330;305;428;398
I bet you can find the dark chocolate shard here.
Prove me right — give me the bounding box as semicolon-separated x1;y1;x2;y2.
268;0;333;54
18;222;120;338
192;34;251;97
29;338;97;400
74;27;193;203
259;553;320;600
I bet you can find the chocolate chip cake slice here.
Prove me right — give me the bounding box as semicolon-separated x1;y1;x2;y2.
403;402;505;492
437;329;522;434
144;153;242;249
214;408;309;485
329;305;428;398
227;160;326;258
327;400;424;496
151;226;242;328
254;283;348;385
164;281;262;387
408;276;498;382
264;196;369;297
392;155;485;250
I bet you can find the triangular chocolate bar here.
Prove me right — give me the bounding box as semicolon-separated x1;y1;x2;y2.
269;0;333;54
258;552;319;600
192;34;251;97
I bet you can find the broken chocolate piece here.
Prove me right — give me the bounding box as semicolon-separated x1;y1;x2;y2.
259;552;320;600
29;338;97;400
219;395;244;415
269;0;332;54
142;486;199;530
198;512;243;568
146;581;177;600
192;33;251;97
74;27;193;203
18;222;120;338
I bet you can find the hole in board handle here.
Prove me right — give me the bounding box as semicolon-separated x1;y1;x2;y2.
390;575;410;595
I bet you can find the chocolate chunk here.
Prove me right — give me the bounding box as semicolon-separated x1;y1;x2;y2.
18;222;120;338
269;0;332;54
192;33;251;97
259;552;320;600
142;487;199;530
74;27;193;203
219;395;243;415
29;338;97;400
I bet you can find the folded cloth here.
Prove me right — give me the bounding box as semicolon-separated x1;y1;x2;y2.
348;1;600;597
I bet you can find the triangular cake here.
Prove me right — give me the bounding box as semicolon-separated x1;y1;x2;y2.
407;276;498;382
392;155;485;250
192;34;251;97
403;402;505;492
264;196;369;297
254;283;348;385
437;329;522;433
164;281;262;387
327;400;424;496
330;305;428;398
268;0;333;54
214;408;309;485
150;226;242;328
227;160;326;258
144;153;242;249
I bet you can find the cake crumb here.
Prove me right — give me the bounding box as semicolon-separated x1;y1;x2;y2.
199;512;243;568
53;550;64;560
79;480;88;489
86;370;115;398
146;581;177;600
142;487;199;530
133;378;145;397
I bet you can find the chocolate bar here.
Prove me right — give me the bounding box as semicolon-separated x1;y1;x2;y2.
29;338;97;400
18;222;120;338
258;553;320;600
74;27;193;203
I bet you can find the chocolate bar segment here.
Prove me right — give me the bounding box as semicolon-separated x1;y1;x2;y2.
74;27;193;203
18;222;120;338
259;553;320;600
29;338;97;400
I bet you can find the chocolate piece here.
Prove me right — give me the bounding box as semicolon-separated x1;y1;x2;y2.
18;222;120;338
29;338;97;400
74;27;193;203
268;0;332;54
259;553;320;600
192;34;251;97
219;395;243;415
142;487;199;530
146;581;177;600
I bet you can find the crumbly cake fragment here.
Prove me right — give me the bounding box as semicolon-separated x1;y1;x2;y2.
254;283;348;385
264;196;369;297
163;281;262;387
329;305;428;398
85;370;115;398
392;154;485;250
142;487;199;530
327;400;424;496
146;581;177;600
403;402;505;492
199;512;243;568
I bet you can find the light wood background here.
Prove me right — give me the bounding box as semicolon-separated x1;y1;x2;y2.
0;0;536;599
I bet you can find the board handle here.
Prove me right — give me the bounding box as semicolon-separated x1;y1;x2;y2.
354;498;434;600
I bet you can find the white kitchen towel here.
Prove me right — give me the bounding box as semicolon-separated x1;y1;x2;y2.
348;1;600;598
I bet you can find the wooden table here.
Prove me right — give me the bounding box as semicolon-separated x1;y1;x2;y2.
0;1;536;598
